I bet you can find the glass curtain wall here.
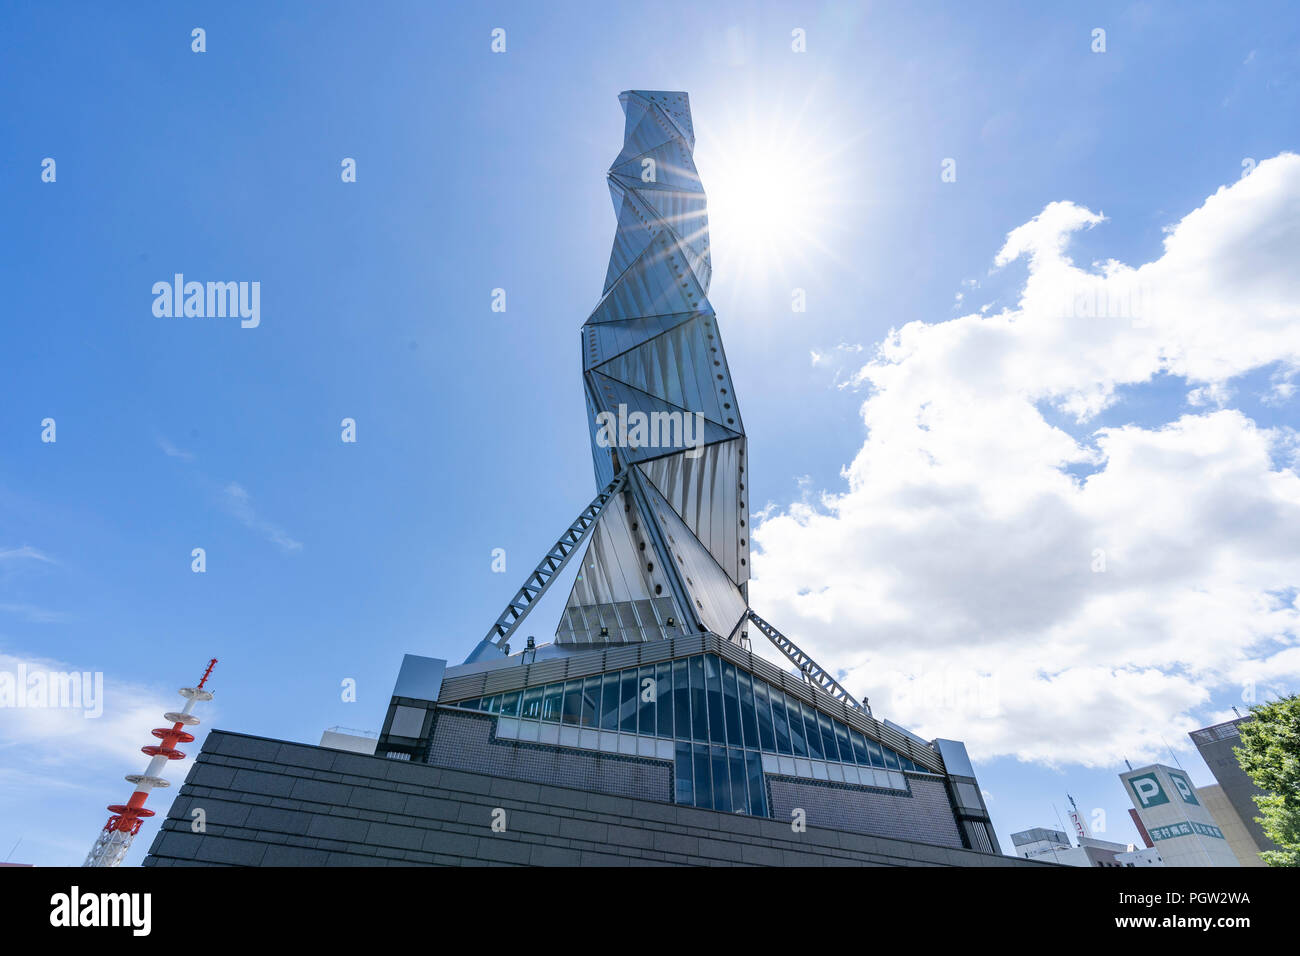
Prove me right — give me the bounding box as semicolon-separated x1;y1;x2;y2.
448;653;928;817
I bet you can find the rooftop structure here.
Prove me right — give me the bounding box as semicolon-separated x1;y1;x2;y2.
374;90;1000;854
144;91;1008;867
1189;716;1277;863
1009;825;1159;868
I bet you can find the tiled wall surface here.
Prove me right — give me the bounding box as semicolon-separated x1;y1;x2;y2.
426;710;673;803
143;730;1045;867
768;776;964;848
432;709;964;846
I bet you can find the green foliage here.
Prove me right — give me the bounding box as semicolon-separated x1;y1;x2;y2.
1234;695;1300;866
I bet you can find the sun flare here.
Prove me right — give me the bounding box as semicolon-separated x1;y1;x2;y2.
695;108;851;290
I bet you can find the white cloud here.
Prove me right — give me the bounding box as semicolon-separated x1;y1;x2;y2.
1262;368;1297;406
222;482;303;553
0;546;55;565
157;435;195;461
1187;382;1234;407
0;603;67;624
0;650;205;768
750;154;1300;768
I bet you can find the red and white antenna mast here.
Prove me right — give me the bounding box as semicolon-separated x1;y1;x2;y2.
82;658;217;867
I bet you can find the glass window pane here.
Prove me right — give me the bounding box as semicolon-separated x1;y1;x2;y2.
638;665;655;735
655;663;673;738
542;684;563;723
561;681;583;726
521;687;543;720
500;691;520;718
789;698;812;758
737;671;760;749
710;746;732;813
770;690;793;755
883;746;902;771
850;728;869;765
721;662;743;747
865;737;885;768
817;711;838;762
673;659;690;741
620;669;638;733
745;749;768;817
705;655;726;745
834;721;852;765
675;742;693;805
457;698;479;711
600;674;619;731
808;704;829;760
581;676;600;728
693;744;712;809
801;704;824;760
689;656;708;742
754;681;777;752
482;695;500;714
728;748;748;814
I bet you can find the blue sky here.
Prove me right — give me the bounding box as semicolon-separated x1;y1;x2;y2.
2;1;1298;866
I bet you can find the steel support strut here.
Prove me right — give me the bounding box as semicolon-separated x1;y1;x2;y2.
464;473;628;664
747;609;869;714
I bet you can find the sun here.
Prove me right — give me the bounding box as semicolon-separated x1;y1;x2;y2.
695;103;855;292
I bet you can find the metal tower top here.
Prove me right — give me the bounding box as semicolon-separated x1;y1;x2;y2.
560;90;750;647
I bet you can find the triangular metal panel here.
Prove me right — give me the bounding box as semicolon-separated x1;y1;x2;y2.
583;310;703;372
609;139;703;193
592;314;736;430
584;380;617;488
612;106;681;169
602;187;664;295
638;437;749;586
556;485;686;645
622;90;695;149
587;371;742;468
640;477;748;639
563;488;658;606
631;189;710;267
619;92;649;141
584;229;707;325
604;182;711;294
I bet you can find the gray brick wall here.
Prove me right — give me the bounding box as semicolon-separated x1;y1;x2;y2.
426;711;671;802
768;775;964;848
430;709;966;848
143;730;1048;867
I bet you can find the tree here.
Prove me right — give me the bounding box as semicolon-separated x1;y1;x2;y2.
1234;694;1300;866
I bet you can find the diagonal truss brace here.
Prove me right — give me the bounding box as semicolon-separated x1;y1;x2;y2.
464;473;628;664
747;609;869;715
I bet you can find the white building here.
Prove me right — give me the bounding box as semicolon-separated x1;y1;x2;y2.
1120;764;1239;866
1009;827;1160;867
